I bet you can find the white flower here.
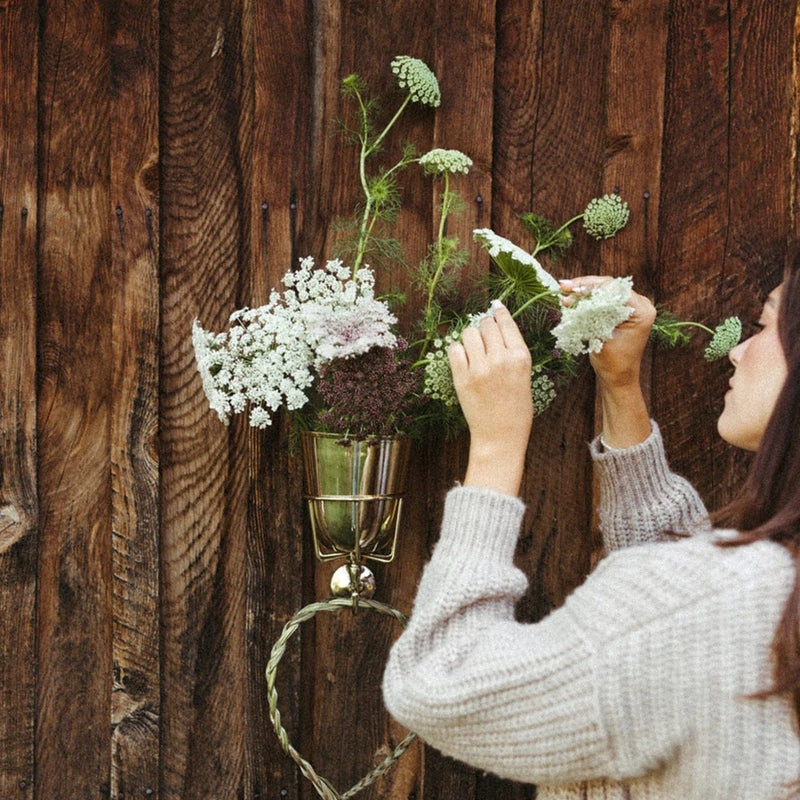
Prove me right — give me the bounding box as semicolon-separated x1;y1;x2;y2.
552;277;634;356
192;257;401;428
704;316;742;361
473;228;561;293
302;298;397;362
419;148;472;175
391;56;441;107
582;194;630;240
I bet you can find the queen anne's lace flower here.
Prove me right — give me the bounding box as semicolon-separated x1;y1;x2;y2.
552;276;634;355
423;335;460;406
473;228;561;293
704;316;742;361
192;257;399;429
420;148;472;175
583;194;630;240
391;56;441;107
531;367;557;415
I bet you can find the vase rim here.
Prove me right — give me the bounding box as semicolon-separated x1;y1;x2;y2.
300;430;408;442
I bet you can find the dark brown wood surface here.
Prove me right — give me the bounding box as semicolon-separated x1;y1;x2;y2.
1;1;798;798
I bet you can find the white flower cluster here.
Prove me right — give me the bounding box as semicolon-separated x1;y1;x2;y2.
391;55;441;107
472;228;561;293
582;194;630;240
423;333;460;406
419;148;473;175
531;367;557;415
193;258;398;428
552;277;634;356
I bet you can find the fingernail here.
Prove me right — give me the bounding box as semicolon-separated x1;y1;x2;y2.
490;298;504;310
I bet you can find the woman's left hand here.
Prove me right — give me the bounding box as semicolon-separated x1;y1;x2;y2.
448;302;533;496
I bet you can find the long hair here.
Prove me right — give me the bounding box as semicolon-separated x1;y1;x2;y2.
712;254;800;725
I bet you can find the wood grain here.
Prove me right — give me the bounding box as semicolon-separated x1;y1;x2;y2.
36;1;114;797
109;0;161;796
655;0;794;510
0;0;39;796
159;0;251;795
247;2;314;797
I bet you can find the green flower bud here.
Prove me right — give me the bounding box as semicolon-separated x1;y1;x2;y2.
583;194;630;240
391;56;441;107
704;316;742;361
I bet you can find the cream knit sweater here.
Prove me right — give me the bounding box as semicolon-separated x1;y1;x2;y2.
382;423;800;798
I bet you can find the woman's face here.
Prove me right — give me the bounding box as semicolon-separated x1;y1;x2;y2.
717;285;787;451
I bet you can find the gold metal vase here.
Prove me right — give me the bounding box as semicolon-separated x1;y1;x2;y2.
300;430;411;597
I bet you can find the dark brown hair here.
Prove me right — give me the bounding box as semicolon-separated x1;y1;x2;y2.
712;253;800;726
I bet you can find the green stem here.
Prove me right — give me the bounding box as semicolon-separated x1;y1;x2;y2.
416;172;457;361
424;174;452;318
531;213;584;258
653;319;714;335
352;95;412;275
510;289;559;318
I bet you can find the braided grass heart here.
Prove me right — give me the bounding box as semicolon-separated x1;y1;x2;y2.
266;597;417;799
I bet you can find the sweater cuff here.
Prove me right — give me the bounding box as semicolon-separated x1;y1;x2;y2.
589;420;672;494
436;485;526;563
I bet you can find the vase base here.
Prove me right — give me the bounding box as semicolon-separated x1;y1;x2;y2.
329;563;376;599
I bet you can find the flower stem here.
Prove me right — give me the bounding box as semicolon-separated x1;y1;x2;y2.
352;94;413;275
531;214;583;257
510;290;560;318
653;319;714;335
423;173;452;326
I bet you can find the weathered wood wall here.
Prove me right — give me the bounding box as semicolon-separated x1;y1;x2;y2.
1;1;797;798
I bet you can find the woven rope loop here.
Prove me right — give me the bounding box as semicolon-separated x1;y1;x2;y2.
266;596;417;800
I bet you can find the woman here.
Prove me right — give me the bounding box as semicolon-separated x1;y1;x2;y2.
382;265;800;798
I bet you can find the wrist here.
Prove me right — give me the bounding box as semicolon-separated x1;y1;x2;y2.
599;382;651;449
463;436;528;496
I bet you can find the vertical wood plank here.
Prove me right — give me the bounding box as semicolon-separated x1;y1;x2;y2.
417;0;504;798
494;0;606;622
603;0;670;282
247;0;313;796
702;0;796;506
159;0;252;795
655;0;734;503
596;0;671;561
109;0;161;796
36;1;114;797
656;0;793;508
0;0;39;796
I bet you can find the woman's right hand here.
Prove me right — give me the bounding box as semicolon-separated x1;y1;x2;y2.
561;276;656;448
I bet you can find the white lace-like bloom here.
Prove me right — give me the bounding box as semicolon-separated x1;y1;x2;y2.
419;148;473;175
552;276;634;355
473;228;561;293
391;56;441;107
192;257;398;428
302;299;397;362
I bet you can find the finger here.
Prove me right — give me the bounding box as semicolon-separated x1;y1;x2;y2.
490;301;527;350
558;276;613;307
447;339;468;375
559;275;611;293
477;313;506;352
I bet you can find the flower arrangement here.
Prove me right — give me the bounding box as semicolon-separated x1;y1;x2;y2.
193;56;741;439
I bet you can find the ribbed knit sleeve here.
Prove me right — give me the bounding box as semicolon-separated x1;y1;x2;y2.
383;486;617;784
589;421;709;551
